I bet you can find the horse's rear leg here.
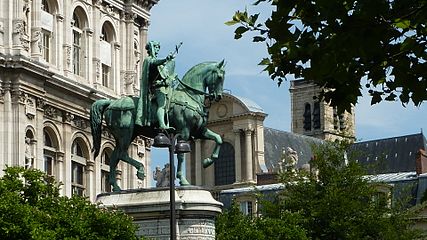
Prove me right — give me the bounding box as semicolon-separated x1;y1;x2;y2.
201;128;223;168
109;149;121;192
177;153;190;186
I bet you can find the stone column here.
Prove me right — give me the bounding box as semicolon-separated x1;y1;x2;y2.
233;129;242;183
194;139;202;185
56;152;65;196
113;42;121;94
86;160;95;201
244;129;253;182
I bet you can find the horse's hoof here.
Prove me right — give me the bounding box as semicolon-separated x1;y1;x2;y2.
180;178;190;186
203;158;215;168
137;170;145;180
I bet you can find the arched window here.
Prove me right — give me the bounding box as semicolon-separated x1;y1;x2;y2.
214;142;236;186
71;139;87;196
303;103;311;131
43;127;60;179
100;21;115;88
101;149;112;193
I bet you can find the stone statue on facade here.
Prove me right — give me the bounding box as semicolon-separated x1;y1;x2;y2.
153;163;170;187
90;40;226;191
24;137;33;169
279;147;298;173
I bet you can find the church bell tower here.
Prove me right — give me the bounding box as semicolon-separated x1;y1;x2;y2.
289;80;355;141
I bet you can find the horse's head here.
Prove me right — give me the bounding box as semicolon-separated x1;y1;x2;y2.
206;60;225;102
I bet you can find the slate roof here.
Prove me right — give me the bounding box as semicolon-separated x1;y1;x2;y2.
232;94;265;113
350;133;427;174
263;127;324;171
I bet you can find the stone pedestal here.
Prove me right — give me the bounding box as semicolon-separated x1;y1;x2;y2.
96;186;223;239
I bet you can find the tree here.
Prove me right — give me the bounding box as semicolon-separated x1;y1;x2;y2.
0;167;140;240
227;0;427;112
216;141;420;239
216;202;308;240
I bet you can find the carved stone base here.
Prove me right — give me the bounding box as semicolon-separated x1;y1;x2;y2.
96;186;223;239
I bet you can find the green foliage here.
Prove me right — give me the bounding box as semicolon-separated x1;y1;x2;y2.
216;203;308;240
228;0;427;112
0;167;139;240
216;141;420;239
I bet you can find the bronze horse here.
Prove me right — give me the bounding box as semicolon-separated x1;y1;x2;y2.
90;61;225;191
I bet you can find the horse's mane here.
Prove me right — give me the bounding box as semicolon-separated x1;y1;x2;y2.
181;61;217;84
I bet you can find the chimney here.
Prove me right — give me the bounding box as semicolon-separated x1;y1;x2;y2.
415;149;427;175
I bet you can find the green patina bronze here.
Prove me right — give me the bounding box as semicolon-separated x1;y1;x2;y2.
90;42;225;191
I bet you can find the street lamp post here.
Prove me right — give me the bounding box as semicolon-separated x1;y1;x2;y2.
153;132;190;240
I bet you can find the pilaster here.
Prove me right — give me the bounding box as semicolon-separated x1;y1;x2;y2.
244;128;253;182
233;129;242;183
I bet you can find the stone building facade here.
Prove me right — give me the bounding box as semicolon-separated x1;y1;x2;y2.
0;0;157;201
289;79;355;141
186;93;267;192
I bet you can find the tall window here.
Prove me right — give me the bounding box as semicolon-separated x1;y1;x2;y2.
71;140;86;196
313;101;321;129
303;103;312;131
41;31;50;62
101;149;112;193
43;129;56;176
72;13;83;76
40;0;53;63
100;23;113;88
214;142;236;186
102;64;110;87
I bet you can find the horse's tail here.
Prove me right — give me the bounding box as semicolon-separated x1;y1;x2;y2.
90;99;111;158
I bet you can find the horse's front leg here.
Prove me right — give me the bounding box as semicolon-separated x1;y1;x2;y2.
201;128;223;168
177;153;190;186
124;154;145;181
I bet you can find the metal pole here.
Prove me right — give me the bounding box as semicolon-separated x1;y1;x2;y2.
169;134;176;240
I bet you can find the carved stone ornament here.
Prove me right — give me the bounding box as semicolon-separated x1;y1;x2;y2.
72;116;90;130
0;89;4;102
64;45;72;67
93;0;102;7
36;97;46;110
25;97;36;119
13;19;30;51
102;127;113;139
31;30;42;53
64;112;74;123
94;59;101;81
135;0;158;11
44;105;59;119
19;91;28;104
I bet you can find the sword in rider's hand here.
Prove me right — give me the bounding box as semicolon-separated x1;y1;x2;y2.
168;42;183;60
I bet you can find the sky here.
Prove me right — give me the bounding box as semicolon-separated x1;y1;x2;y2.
146;0;427;184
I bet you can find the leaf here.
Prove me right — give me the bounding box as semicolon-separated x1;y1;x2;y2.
370;91;383;105
384;92;397;101
253;36;266;42
234;26;249;39
225;20;239;26
259;58;271;65
393;19;411;29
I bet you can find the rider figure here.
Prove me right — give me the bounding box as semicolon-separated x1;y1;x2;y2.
136;41;176;129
